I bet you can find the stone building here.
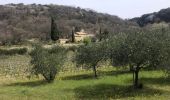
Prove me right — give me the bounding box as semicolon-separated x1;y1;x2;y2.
74;29;94;42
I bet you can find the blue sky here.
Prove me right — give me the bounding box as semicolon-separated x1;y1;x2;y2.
0;0;170;19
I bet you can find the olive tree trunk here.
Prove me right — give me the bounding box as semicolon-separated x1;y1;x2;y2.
133;66;141;88
93;65;97;78
134;70;139;88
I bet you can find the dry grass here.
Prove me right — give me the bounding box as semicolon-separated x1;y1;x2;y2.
0;55;31;78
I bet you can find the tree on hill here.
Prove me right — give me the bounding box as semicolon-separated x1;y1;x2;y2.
98;27;102;41
74;26;81;32
102;29;109;40
51;17;60;41
97;28;109;41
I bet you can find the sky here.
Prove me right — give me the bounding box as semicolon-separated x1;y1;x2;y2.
0;0;170;19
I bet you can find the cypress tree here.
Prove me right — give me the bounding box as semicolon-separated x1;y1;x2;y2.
99;27;102;41
51;17;60;41
71;29;75;43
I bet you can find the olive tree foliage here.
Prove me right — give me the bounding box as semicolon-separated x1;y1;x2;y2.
108;29;170;88
160;29;170;76
30;45;66;82
76;42;107;78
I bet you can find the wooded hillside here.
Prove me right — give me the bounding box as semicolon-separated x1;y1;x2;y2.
0;3;137;45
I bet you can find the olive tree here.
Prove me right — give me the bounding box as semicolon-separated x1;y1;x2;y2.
160;29;170;76
108;30;170;88
76;43;107;78
30;45;66;82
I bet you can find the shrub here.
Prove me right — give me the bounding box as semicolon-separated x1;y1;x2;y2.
0;48;27;55
83;37;92;45
67;46;78;52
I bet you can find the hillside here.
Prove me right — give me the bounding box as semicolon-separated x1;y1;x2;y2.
0;4;137;45
131;7;170;27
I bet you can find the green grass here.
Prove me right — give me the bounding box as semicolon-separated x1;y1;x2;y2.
0;54;170;100
0;69;170;100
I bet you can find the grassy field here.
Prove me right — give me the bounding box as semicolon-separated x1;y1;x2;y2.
0;53;170;100
0;68;170;100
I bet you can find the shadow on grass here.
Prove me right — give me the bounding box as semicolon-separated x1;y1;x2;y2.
61;74;94;80
74;84;166;99
98;70;130;76
61;70;130;80
5;80;48;87
141;77;170;85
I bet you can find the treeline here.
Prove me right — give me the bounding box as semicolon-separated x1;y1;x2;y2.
131;7;170;27
0;3;137;45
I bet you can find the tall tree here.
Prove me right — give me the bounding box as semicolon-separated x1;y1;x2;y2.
99;27;102;41
51;17;60;41
71;28;75;43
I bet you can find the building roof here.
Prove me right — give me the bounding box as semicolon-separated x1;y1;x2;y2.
75;32;88;35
